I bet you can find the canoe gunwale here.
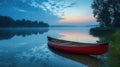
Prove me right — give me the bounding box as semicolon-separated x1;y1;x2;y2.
48;36;108;46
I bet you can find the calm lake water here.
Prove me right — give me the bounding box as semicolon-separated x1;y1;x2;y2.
0;27;108;67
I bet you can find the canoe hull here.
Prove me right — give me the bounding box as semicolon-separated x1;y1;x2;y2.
48;37;108;55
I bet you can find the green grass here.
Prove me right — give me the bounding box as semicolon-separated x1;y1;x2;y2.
108;32;120;67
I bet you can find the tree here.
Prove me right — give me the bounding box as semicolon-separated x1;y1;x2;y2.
92;0;120;27
0;16;15;27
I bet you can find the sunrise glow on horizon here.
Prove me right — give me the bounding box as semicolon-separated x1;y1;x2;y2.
59;16;95;23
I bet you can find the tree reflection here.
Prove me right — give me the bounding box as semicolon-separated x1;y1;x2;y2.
0;28;49;40
89;27;115;42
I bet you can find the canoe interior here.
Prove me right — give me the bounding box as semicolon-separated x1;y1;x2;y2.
48;36;108;47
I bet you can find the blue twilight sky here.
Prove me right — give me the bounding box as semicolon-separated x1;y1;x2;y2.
0;0;97;25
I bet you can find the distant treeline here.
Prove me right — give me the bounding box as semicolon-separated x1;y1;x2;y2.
0;16;49;28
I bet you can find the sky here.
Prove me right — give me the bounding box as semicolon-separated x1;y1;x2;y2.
0;0;97;25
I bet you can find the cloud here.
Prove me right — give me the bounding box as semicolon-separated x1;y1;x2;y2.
29;0;76;17
13;7;27;12
21;0;27;3
18;9;27;12
30;1;39;8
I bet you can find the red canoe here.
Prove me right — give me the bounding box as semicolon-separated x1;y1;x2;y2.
48;36;108;55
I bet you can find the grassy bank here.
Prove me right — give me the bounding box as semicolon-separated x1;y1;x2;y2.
90;27;120;67
109;32;120;67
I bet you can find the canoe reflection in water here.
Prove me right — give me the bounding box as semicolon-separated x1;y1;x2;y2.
48;46;104;67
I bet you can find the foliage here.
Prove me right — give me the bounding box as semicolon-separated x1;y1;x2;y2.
92;0;120;27
108;32;120;67
0;16;49;28
90;27;115;38
0;16;15;27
